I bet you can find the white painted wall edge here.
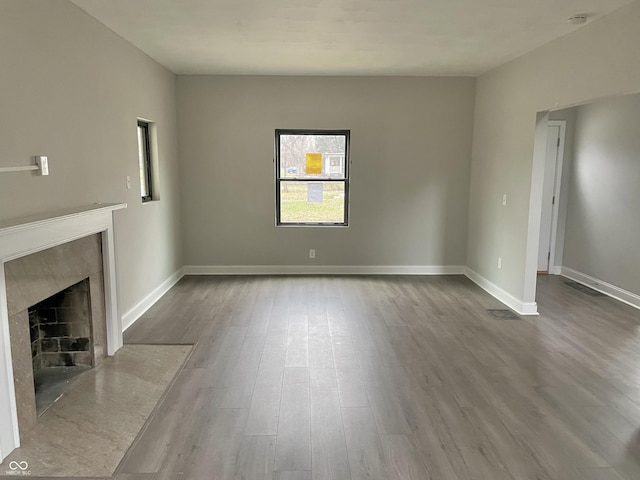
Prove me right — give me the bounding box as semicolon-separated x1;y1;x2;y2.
464;267;539;315
183;265;466;275
561;267;640;311
121;267;185;331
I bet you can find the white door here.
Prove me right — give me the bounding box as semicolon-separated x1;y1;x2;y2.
537;122;564;272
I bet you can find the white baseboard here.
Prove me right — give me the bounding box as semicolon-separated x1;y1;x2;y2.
549;266;562;275
118;266;638;332
121;267;185;331
561;267;640;311
183;265;465;276
464;267;538;316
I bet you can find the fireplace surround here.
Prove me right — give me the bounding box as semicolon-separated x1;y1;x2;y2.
0;203;125;461
8;237;105;426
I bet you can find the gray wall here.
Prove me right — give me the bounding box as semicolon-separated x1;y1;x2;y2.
0;0;183;314
467;0;640;305
177;76;476;268
562;94;640;295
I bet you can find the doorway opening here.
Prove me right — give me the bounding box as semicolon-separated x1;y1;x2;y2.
537;120;566;274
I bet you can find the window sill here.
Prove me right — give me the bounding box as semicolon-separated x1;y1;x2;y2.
276;223;349;228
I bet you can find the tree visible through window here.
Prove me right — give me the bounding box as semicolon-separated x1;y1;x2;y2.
275;130;350;226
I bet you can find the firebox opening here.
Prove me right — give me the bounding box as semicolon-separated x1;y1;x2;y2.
28;278;93;415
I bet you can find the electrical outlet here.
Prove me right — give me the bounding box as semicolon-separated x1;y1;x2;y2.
309;249;316;259
498;257;502;269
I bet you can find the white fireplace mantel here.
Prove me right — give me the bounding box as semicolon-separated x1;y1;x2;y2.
0;203;126;461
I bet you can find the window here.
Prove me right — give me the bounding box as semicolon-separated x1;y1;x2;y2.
137;120;154;202
275;129;350;226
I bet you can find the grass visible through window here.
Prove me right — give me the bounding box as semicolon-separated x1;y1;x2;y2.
280;182;345;223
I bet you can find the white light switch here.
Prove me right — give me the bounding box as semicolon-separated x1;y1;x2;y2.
36;156;49;175
126;176;131;189
502;194;507;206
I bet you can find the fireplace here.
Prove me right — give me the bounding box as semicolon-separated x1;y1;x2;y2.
5;233;107;435
29;278;93;415
30;279;93;369
0;203;125;461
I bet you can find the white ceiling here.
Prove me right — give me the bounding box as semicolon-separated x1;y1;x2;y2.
70;0;635;76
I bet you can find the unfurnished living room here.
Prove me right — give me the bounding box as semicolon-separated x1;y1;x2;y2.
1;0;640;479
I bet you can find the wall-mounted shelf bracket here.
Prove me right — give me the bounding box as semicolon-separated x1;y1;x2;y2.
0;156;48;175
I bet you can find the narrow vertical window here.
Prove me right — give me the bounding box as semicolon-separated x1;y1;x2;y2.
137;120;153;202
275;129;350;226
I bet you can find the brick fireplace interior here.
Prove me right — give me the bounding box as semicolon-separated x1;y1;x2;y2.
29;278;94;415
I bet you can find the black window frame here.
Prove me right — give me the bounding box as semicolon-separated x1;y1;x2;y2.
137;120;153;203
275;129;350;227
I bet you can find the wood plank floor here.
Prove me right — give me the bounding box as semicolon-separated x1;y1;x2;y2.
28;274;640;480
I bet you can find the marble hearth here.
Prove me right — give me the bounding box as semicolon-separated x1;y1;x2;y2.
0;203;126;462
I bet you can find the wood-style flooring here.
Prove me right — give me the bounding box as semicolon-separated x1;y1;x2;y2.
31;274;640;479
